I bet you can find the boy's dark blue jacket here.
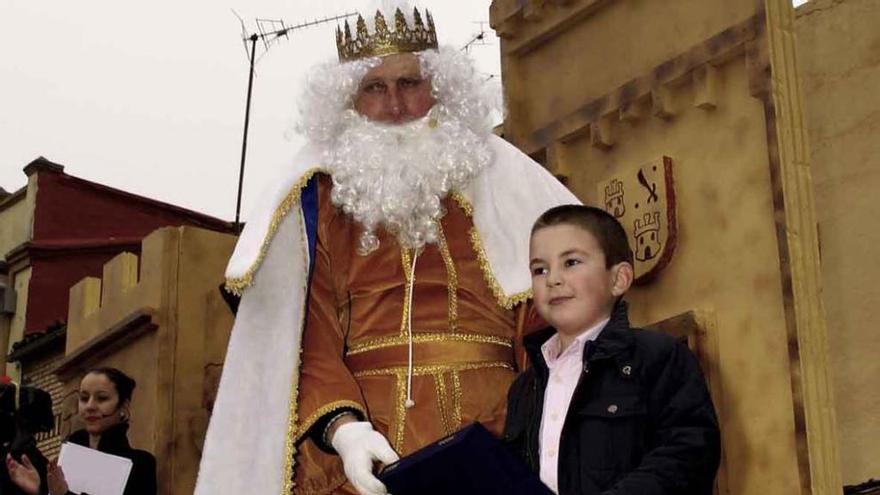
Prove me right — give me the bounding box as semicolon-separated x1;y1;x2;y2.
503;301;720;495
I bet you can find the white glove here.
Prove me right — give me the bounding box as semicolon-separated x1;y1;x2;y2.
331;421;400;495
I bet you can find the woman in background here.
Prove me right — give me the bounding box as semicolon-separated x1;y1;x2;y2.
47;367;157;495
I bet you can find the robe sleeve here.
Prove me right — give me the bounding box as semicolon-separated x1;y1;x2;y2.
293;187;368;448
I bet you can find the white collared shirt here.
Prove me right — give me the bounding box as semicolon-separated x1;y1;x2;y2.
538;318;609;493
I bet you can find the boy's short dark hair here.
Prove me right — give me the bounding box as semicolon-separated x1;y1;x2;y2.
532;204;634;267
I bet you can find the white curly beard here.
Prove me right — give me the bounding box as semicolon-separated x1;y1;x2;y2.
295;47;497;254
326;108;491;254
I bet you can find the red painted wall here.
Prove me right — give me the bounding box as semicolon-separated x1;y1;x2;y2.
31;171;231;241
22;169;234;334
25;245;141;334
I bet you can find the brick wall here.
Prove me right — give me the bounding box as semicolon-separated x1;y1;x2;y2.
22;349;67;459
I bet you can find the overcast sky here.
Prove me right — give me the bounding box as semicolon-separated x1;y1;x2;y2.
1;0;808;221
0;0;501;221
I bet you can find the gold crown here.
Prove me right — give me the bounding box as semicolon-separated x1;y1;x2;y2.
336;7;438;62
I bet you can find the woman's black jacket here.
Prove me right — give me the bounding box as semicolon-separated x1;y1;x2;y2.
67;423;157;495
503;302;721;495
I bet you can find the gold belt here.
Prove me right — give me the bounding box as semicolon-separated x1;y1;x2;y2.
344;337;514;373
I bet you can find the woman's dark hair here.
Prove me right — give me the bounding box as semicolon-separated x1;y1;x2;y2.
83;367;137;404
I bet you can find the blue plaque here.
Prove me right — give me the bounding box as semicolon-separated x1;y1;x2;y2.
378;422;553;495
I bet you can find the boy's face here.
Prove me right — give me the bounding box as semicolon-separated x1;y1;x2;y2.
529;224;632;336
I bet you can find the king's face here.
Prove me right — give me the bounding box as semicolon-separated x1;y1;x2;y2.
354;53;436;124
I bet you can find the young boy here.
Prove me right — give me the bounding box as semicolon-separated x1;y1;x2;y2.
504;205;720;495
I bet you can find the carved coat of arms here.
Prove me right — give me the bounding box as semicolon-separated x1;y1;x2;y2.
597;157;676;284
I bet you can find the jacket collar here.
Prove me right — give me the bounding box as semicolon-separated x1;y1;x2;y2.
586;300;634;363
69;422;132;455
523;300;634;370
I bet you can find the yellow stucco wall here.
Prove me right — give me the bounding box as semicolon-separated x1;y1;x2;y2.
61;226;236;495
492;0;843;492
6;267;32;378
797;0;880;484
168;226;236;494
62;232;172;458
2;175;37;379
505;0;755;139
562;55;801;495
0;193;32;259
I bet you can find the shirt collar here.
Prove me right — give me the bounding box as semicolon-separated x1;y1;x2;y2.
541;317;610;365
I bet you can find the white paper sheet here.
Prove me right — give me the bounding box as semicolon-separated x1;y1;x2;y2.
58;442;133;495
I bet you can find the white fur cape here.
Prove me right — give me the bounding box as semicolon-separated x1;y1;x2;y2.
194;134;579;495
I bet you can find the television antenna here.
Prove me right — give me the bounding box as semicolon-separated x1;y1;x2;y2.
462;21;492;53
231;10;357;233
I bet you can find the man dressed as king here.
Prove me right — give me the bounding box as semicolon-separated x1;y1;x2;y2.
195;2;579;494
